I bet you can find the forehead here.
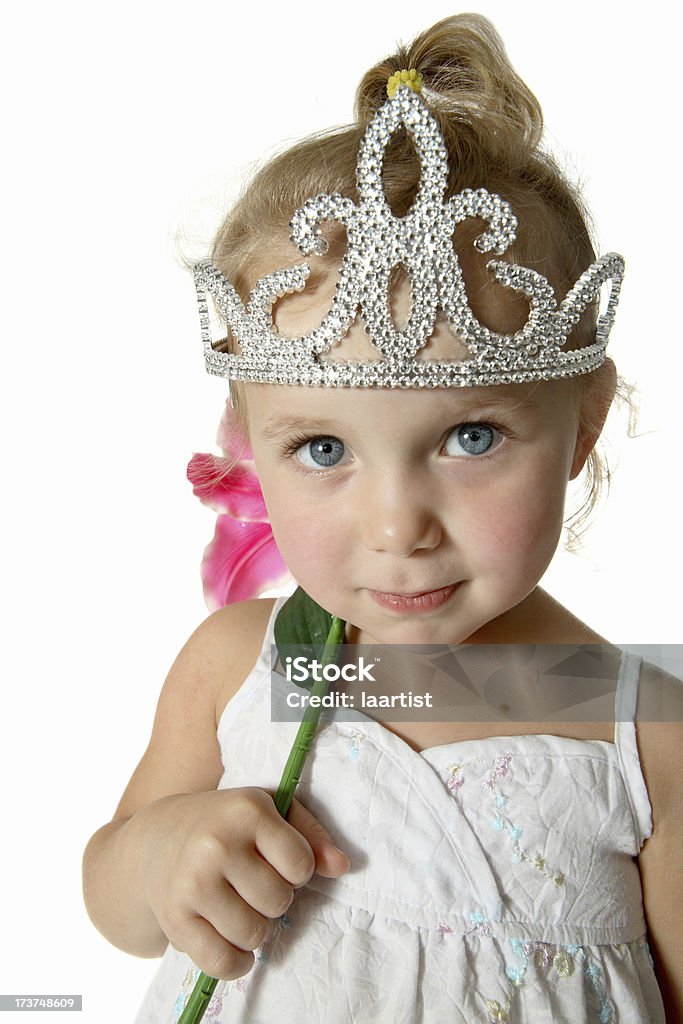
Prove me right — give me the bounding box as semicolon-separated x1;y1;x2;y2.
243;377;571;438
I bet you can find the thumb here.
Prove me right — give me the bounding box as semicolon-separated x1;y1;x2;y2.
285;796;351;879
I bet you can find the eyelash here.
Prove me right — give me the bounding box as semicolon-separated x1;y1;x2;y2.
278;420;514;476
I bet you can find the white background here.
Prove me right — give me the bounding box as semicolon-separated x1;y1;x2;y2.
1;1;680;1021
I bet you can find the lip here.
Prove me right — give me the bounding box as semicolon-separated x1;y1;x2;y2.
368;582;461;614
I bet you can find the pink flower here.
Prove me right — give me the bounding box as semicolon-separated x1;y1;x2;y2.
187;400;293;609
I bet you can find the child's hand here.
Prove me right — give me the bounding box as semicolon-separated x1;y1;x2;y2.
140;787;350;980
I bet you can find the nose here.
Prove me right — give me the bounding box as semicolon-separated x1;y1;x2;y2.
358;468;443;557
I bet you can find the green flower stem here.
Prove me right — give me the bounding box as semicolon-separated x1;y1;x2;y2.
178;614;346;1024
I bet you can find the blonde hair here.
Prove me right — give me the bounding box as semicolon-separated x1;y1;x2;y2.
188;13;640;553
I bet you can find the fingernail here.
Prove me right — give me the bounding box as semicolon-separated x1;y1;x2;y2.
331;846;350;865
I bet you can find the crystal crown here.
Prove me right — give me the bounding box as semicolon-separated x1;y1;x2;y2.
193;85;624;388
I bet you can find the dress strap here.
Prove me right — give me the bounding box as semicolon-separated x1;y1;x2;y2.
613;650;654;849
614;648;641;725
260;593;289;663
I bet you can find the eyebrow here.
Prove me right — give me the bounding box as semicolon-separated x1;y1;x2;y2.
261;415;344;441
260;390;541;440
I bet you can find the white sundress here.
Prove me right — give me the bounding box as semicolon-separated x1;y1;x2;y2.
135;594;666;1023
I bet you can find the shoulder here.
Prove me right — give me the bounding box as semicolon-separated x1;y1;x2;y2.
634;660;683;1018
161;596;278;728
111;597;278;822
635;659;683;821
209;598;279;728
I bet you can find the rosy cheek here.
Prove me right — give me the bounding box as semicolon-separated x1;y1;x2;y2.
461;498;526;572
461;470;565;574
266;495;343;582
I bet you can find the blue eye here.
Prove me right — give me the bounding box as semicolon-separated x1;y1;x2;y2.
295;435;346;469
282;419;508;474
444;422;502;458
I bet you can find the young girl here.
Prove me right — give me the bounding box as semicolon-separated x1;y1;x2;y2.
82;14;682;1023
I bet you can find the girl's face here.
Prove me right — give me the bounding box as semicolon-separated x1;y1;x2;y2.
241;283;590;646
243;386;589;647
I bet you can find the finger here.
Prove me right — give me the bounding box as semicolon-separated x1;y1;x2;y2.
223;849;296;920
250;799;318;888
194;880;278;956
173;914;256;982
282;797;351;878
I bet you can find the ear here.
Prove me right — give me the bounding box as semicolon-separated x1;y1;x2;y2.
569;357;617;481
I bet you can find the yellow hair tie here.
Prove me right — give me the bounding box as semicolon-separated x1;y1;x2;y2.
386;68;423;98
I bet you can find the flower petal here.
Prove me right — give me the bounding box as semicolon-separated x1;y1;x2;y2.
201;516;292;608
187;452;268;520
217;399;253;461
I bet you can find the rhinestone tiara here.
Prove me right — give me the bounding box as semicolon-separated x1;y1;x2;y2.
193;84;624;388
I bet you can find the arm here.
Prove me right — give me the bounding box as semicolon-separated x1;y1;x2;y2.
81;598;275;957
635;665;683;1022
83;594;349;980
